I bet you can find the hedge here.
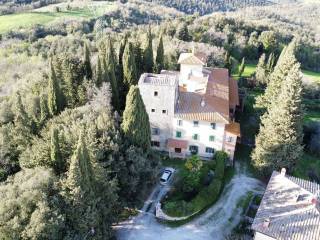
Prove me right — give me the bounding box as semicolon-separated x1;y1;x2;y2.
163;151;228;217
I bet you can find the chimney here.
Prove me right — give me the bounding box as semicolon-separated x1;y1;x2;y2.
281;168;286;177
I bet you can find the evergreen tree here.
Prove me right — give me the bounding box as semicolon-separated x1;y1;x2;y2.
256;40;297;110
122;42;138;91
255;53;267;85
178;23;191;41
105;37;120;111
83;42;92;80
224;51;232;74
39;94;49;124
133;41;144;78
143;27;154;73
238;57;245;77
63;133;117;238
266;52;276;75
252;63;304;176
121;86;151;150
155;34;164;73
14;92;30;128
95;56;103;87
48;62;61;116
50;128;64;174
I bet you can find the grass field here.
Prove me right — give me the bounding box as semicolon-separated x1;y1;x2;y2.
302;70;320;83
0;1;116;34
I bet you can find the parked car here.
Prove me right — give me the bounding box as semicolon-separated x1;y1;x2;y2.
160;168;175;185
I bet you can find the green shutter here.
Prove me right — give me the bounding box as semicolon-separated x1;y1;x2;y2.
176;131;182;138
209;135;215;142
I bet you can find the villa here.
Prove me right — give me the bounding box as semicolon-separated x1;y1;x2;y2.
252;169;320;240
138;50;241;162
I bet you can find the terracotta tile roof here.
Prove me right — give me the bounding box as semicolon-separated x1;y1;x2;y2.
229;78;239;108
175;91;229;123
167;138;188;149
177;52;207;65
252;171;320;240
225;122;241;137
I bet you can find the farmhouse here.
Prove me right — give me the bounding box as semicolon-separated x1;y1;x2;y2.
138;50;241;161
252;169;320;240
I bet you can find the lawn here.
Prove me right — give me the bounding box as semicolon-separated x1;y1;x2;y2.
302;70;320;84
0;1;116;33
293;153;320;181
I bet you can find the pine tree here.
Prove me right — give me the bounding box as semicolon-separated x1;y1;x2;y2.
105;37;120;111
83;42;92;80
121;86;151;150
238;57;245;77
50;128;64;174
255;53;267;85
155;34;164;73
47;62;61;116
256;40;298;110
252;62;304;176
143;27;154;73
95;56;103;87
122;42;138;91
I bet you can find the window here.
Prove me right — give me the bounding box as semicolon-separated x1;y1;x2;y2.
192;134;199;140
151;141;160;147
154;91;158;96
205;147;214;154
193;121;199;127
211;123;216;129
151;128;160;135
175;148;182;153
176;131;182;138
162;110;167;114
189;145;198;155
209;136;215;142
151;109;155;113
177;119;183;126
227;136;233;143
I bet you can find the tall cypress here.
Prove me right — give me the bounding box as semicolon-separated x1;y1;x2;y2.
121;86;151;151
252;62;304;176
47;61;61;116
133;41;144;78
255;53;267;85
155;34;164;73
238;57;245;77
266;52;276;76
50;128;64;174
106;37;120;111
95;56;103;87
143;27;154;73
122;42;138;91
83;42;92;80
256;40;297;110
39;94;49;124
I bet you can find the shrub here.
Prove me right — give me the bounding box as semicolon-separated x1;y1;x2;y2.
214;151;228;180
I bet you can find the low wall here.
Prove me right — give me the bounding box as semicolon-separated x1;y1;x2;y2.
155;202;199;221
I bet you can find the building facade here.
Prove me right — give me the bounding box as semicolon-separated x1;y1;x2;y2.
138;51;241;161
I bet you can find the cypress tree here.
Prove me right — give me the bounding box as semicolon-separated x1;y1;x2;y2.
14;92;30;127
118;35;127;67
256;40;297;110
252;62;304;176
95;56;103;87
133;41;144;78
178;23;191;41
106;37;120;111
48;61;61;116
266;52;276;76
122;42;138;91
50;128;64;174
224;51;232;74
143;27;154;73
83;42;92;80
155;34;164;73
238;57;245;77
121;86;151;151
39;94;49;124
255;53;267;85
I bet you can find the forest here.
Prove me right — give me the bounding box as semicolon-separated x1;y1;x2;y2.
0;0;319;239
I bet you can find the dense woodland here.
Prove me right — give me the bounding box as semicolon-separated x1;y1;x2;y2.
0;0;319;239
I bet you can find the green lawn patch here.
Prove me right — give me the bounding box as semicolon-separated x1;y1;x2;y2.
232;63;257;80
293;153;320;181
0;1;115;33
302;70;320;84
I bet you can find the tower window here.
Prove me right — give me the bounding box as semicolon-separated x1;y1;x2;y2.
154;91;158;96
151;109;155;113
162;110;167;114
